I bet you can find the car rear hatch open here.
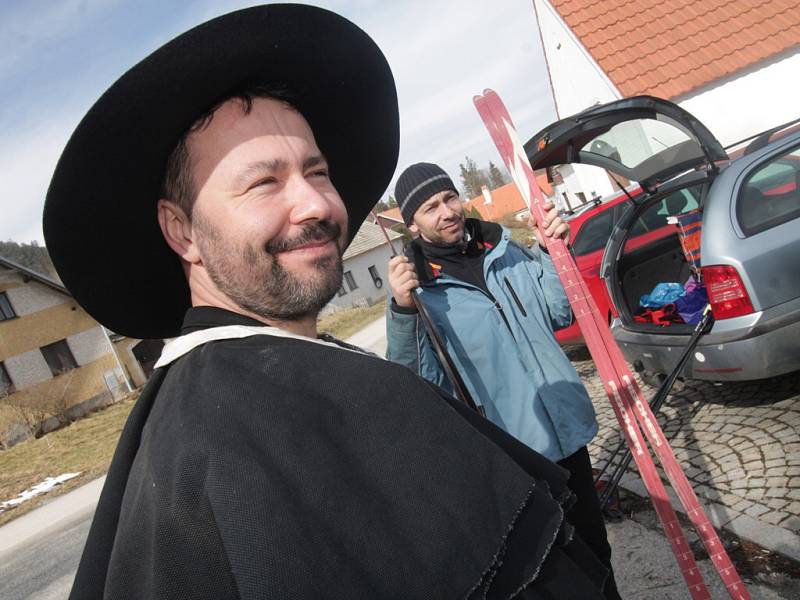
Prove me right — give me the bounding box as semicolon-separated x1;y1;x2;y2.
525;96;728;190
525;96;728;333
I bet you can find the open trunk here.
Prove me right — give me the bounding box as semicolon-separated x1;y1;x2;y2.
608;184;706;334
524;96;729;337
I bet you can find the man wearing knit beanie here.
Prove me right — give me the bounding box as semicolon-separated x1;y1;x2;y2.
396;162;459;226
386;163;622;600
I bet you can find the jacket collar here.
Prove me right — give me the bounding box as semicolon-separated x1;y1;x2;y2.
407;219;506;284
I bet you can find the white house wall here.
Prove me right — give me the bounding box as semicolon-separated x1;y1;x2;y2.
327;245;394;311
534;0;621;118
0;266;18;286
533;0;621;206
677;49;800;147
4;348;52;388
67;326;109;366
4;279;67;316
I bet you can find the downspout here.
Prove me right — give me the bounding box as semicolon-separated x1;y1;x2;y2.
102;327;133;393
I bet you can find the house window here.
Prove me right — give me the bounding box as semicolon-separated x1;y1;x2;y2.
41;339;78;376
0;362;14;396
368;265;383;288
337;285;347;297
344;271;358;292
0;292;16;321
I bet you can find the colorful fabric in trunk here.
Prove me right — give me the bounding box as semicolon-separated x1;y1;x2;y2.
673;209;703;274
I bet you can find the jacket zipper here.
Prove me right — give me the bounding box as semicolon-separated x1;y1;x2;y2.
493;298;515;339
427;274;516;340
504;277;527;317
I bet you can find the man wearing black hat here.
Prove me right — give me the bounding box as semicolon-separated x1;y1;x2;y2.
386;163;621;599
45;5;609;599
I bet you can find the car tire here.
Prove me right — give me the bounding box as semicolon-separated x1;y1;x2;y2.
640;369;666;389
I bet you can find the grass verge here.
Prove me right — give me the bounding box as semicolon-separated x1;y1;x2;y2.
0;393;137;527
0;301;385;528
317;297;387;340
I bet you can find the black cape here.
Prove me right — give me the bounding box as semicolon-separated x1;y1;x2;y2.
70;308;606;599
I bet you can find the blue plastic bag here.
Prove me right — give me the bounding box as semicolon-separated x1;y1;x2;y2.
640;282;685;308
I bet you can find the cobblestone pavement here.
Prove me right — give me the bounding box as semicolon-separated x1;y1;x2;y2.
565;346;800;561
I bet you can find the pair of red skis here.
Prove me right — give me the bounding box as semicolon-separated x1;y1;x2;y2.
474;90;749;600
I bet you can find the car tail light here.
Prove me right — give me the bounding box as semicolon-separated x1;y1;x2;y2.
702;265;755;319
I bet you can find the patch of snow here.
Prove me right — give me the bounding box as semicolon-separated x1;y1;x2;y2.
0;472;81;513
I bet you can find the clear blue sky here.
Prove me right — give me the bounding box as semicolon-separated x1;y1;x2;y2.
0;0;556;243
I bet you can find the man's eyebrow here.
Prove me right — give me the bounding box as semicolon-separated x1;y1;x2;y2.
420;197;438;210
234;159;288;189
233;155;329;189
303;154;328;170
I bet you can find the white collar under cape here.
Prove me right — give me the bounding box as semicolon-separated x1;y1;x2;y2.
154;324;373;369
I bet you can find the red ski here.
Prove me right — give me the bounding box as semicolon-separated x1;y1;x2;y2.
474;89;749;600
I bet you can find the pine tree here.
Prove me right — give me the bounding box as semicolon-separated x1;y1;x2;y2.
488;161;509;188
0;240;58;280
458;156;490;199
373;195;398;213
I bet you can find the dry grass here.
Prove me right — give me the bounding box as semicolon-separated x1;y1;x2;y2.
317;298;387;340
509;226;536;247
0;303;385;527
0;393;137;527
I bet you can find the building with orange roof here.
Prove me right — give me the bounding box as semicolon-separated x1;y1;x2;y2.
464;177;554;222
531;0;800;202
374;206;404;231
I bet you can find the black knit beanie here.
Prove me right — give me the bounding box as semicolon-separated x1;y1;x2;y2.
395;162;458;225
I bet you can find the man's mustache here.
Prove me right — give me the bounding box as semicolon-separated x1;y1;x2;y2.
440;217;463;229
266;220;343;254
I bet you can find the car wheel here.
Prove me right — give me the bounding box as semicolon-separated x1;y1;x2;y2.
639;369;688;394
639;369;666;389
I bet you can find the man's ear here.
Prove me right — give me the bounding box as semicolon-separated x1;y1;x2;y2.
408;222;419;235
157;199;201;264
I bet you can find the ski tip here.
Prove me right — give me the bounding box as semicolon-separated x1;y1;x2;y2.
472;94;484;103
473;89;496;102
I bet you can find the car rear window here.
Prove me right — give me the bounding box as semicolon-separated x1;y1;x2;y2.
629;186;702;236
737;144;800;235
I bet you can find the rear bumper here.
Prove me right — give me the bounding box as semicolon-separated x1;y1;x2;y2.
611;300;800;381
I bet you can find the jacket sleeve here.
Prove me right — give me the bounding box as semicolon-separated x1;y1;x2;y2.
385;299;452;394
521;244;573;331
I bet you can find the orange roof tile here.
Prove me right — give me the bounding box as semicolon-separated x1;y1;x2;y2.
463;176;553;222
550;0;800;99
377;207;402;222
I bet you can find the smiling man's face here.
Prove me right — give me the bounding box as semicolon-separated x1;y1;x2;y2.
184;96;348;321
409;189;465;246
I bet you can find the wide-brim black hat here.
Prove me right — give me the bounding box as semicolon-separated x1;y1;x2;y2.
44;4;399;339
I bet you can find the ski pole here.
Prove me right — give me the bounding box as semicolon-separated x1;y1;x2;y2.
371;212;485;416
597;306;715;506
594;306;714;482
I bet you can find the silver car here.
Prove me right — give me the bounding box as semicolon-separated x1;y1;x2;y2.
526;97;800;382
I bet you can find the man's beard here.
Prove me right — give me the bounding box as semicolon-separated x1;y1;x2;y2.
195;216;345;322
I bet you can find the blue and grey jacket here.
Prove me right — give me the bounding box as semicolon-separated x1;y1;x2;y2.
385;221;598;462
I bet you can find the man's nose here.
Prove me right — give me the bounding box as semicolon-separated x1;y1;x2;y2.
290;176;332;222
440;204;459;219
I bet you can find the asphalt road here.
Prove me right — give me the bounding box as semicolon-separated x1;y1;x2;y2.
1;320;797;599
3;495;796;600
0;511;90;600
